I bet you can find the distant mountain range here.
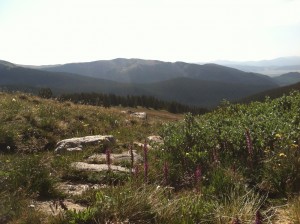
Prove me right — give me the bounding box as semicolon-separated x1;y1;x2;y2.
210;56;300;76
1;58;297;108
39;58;276;86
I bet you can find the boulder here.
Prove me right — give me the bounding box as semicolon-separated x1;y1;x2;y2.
55;135;114;153
71;162;129;172
130;112;147;120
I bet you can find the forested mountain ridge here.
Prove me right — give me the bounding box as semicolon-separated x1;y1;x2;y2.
273;72;300;86
41;58;278;87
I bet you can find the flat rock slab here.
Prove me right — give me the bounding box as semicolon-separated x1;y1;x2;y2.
147;135;163;144
130;112;147;119
133;142;152;150
57;182;104;196
55;135;115;153
71;162;129;172
33;200;86;216
87;150;143;164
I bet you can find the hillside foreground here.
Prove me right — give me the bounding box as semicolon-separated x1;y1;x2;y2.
0;91;300;223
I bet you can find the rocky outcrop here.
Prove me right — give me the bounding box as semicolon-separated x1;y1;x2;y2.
130;112;147;119
87;150;143;164
71;162;129;172
55;135;115;153
120;110;147;120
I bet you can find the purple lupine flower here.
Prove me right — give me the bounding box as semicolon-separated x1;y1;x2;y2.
163;161;169;185
144;141;148;183
130;144;134;175
106;148;111;170
195;165;202;193
134;165;139;177
255;211;263;224
245;128;254;168
245;129;254;157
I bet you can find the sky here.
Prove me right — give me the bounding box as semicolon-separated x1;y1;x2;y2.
0;0;300;65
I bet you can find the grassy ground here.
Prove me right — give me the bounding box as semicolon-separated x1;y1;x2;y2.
0;92;179;151
0;91;299;223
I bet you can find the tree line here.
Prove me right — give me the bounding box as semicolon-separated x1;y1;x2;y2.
58;92;208;114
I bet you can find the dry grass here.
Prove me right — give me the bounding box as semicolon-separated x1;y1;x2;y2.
212;188;267;224
274;196;300;224
0;92;177;151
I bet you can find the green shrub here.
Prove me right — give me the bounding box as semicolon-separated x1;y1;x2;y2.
204;167;237;197
262;144;300;195
0;127;16;152
160;92;300;194
5;154;58;198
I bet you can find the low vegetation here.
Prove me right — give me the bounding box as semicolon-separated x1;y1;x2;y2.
0;91;300;223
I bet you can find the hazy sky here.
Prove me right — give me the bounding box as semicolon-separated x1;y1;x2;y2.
0;0;300;65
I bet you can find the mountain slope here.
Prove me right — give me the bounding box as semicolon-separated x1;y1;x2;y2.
138;77;277;107
175;62;276;86
0;60;135;95
272;72;300;86
238;81;300;104
40;58;278;87
43;58;182;83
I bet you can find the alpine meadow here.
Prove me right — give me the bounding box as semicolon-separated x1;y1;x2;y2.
1;0;300;223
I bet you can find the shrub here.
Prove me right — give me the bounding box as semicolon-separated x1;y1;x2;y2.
5;154;58;198
38;88;53;99
0;127;16;152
